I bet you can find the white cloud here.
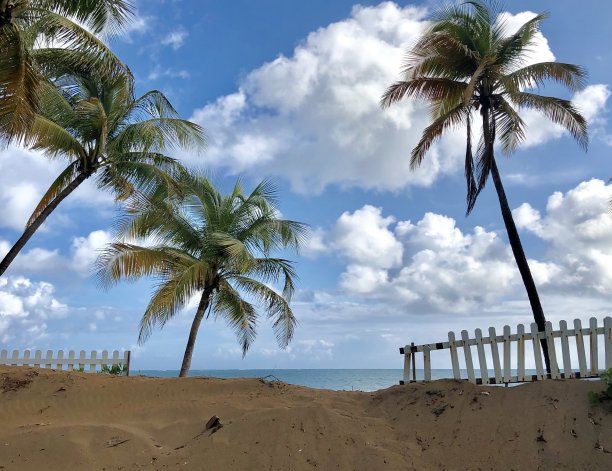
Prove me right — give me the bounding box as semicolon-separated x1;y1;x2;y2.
147;66;190;81
332;205;403;270
71;230;113;276
322;179;612;312
301;227;328;258
0;146;113;232
0;277;68;344
161;28;188;50
326;206;518;310
188;3;575;194
516;179;612;295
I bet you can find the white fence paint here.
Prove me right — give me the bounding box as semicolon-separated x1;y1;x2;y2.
400;317;611;385
0;349;131;375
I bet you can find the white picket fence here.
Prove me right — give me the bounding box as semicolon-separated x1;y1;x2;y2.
0;349;131;375
400;317;612;385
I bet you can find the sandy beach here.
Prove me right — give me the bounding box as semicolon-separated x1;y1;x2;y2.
0;366;610;470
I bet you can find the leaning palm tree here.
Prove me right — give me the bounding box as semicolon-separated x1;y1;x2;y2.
0;0;133;143
0;72;204;276
381;0;588;372
97;173;307;377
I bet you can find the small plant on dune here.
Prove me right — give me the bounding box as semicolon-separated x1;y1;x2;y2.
588;368;612;409
99;364;128;376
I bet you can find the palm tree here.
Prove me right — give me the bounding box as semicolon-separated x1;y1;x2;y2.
96;173;307;377
0;72;204;276
0;0;133;143
381;0;588;372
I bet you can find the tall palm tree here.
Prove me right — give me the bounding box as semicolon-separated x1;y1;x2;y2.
0;0;133;143
97;173;307;377
381;0;588;372
0;72;204;276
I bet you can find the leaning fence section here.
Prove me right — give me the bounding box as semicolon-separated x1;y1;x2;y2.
400;317;611;385
0;349;131;375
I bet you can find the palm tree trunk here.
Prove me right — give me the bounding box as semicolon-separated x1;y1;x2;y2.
178;288;213;377
481;104;551;374
489;157;551;374
0;172;88;277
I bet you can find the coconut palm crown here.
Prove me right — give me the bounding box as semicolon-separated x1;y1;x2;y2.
0;0;134;143
381;0;588;371
97;174;308;377
0;72;204;277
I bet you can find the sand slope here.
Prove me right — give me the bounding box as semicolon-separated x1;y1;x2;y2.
0;366;610;470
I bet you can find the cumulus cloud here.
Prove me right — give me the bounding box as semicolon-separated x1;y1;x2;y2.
188;2;596;194
0;277;68;344
0;146;113;232
71;230;113;276
325;205;519;310
514;179;612;295
0;229;112;277
320;179;612;312
161;28;188;50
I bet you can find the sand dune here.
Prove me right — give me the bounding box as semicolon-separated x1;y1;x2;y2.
0;366;610;470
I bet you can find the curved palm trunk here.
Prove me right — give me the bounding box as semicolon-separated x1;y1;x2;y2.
179;287;213;377
481;105;551;373
0;172;88;277
489;157;551;373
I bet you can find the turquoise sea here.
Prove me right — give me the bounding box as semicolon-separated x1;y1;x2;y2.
138;369;470;392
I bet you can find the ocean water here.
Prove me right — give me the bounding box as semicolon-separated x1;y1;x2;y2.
137;369;479;392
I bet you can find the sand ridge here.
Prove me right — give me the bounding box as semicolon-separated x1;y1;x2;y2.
0;366;610;470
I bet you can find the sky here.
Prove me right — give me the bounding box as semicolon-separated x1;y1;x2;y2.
0;0;611;372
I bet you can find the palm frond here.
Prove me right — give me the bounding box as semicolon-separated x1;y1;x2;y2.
381;77;466;108
214;280;257;355
411;103;468;169
231;275;297;348
510;91;588;150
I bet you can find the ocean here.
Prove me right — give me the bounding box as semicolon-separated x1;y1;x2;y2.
137;369;490;392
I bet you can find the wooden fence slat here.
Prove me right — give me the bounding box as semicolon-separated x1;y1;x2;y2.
11;350;19;366
23;350;31;366
89;350;97;373
503;325;511;383
79;350;86;371
590;317;599;375
605;317;612;370
67;351;75;371
56;350;64;370
516;324;525;382
489;327;502;384
34;350;42;368
448;332;461;380
423;346;431;382
0;350;7;363
475;328;489;384
402;345;411;384
461;330;476;384
101;350;109;370
559;320;572;378
574;319;587;377
112;350;120;366
545;322;560;379
530;323;545;380
45;350;53;369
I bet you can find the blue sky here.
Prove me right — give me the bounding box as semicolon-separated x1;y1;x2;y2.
1;0;611;371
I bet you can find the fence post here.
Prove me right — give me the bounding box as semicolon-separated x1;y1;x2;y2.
461;330;476;384
559;320;572;378
589;317;598;375
605;317;611;370
489;327;502;384
516;324;525;382
448;332;460;380
530;323;545;380
475;328;489;384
